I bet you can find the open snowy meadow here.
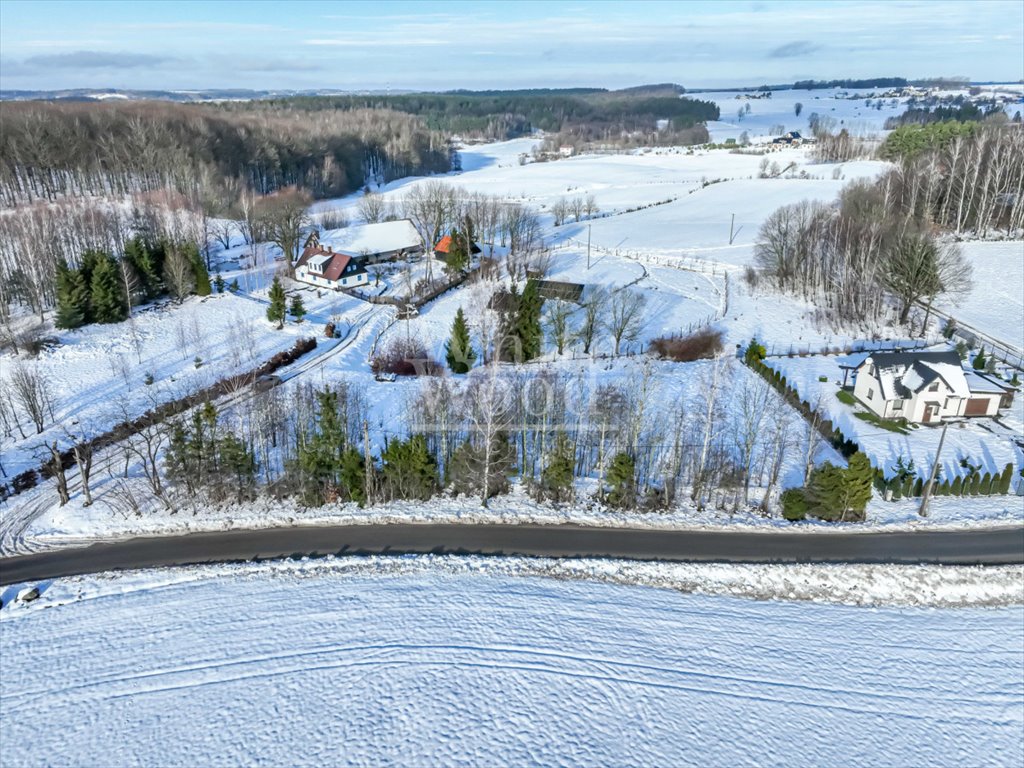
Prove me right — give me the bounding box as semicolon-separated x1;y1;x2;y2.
1;558;1022;767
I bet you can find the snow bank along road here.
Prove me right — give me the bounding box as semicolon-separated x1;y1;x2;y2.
2;567;1021;767
2;523;1022;584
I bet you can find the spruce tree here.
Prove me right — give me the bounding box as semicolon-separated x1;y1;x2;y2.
515;280;543;361
124;237;162;299
289;294;307;324
973;347;986;371
442;229;470;276
539;435;575;502
55;260;89;329
338;447;367;505
445;307;476;373
381;435;439;501
187;244;211;296
89;254;127;324
844;452;874;518
267;277;287;329
214;273;225;293
604;452;636;508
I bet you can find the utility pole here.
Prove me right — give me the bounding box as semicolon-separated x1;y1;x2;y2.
587;223;592;270
728;213;736;245
363;420;374;506
918;421;948;517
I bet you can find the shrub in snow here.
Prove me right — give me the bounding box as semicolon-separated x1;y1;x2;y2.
780;488;808;521
648;328;723;362
370;338;442;377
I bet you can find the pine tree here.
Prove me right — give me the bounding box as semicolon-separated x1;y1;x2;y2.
604;452;636;508
445;307;476;373
123;237;162;299
289;294;307;323
973;347;986;371
844;452;874;518
89;253;127;324
538;435;575;502
338;447;367;505
267;276;287;329
380;435;438;501
442;229;470;276
187;244;211;297
515;279;543;361
214;273;225;293
807;462;847;521
55;260;89;329
217;433;257;503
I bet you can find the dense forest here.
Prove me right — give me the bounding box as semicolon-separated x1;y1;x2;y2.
792;78;908;90
0;101;453;205
249;86;719;143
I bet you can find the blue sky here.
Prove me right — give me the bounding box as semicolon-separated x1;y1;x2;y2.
1;0;1021;91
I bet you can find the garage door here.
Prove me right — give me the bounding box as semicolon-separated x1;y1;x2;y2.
965;398;989;416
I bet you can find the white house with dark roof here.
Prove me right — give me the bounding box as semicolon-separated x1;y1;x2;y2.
853;350;1014;424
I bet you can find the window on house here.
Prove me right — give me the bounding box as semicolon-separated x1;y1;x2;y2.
867;388;874;399
929;382;939;392
892;399;903;410
342;278;347;285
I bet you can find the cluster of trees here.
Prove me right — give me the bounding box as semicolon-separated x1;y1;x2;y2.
549;195;599;226
885;102;993;127
451;283;649;367
754;182;973;325
263;87;719;143
793;78;907;90
55;238;210;329
880;122;1024;234
0;101;452;206
753;117;1024;324
781;452;873;522
165;402;258;504
169;358;799;514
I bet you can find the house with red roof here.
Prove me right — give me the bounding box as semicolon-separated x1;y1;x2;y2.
294;239;368;290
433;233;481;264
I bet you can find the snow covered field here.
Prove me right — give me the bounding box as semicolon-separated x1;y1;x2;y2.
2;559;1022;767
939;240;1024;351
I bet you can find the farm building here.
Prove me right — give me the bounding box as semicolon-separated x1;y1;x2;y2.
306;220;423;264
852;350;1014;424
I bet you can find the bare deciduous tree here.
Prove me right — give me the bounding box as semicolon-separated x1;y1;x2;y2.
605;288;647;355
9;360;56;433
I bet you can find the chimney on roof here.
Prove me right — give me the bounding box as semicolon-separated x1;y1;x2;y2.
328;246;333;253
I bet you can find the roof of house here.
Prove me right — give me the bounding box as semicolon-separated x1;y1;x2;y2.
296;245;366;282
860;350;969;399
434;234;482;255
963;369;1014;394
529;279;585;303
319;219;422;256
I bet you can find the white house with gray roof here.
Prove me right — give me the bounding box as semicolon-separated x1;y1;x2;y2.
853;350;1014;424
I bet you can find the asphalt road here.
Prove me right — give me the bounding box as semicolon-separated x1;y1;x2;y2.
1;523;1023;585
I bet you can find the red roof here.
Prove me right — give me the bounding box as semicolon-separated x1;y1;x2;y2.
296;245;361;282
433;234;481;255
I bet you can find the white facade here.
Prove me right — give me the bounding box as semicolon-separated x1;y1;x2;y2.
853;352;1010;424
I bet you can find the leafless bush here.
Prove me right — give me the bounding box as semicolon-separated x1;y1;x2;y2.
8;360;57;433
370;337;443;377
649;328;723;362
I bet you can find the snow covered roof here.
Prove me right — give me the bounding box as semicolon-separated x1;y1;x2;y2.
321;219;422;257
308;253;331;270
860;350;969;400
963;370;1014;394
